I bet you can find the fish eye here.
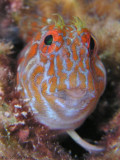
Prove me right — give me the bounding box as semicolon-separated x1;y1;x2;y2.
90;36;95;51
44;35;53;45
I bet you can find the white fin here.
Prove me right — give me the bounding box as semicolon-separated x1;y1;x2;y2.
67;130;105;153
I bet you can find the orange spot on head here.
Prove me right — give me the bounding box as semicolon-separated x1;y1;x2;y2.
56;55;67;90
62;30;66;37
31;66;44;78
47;43;56;54
81;34;89;44
87;72;94;91
68;32;74;39
22;74;32;99
78;72;86;88
23;73;27;82
74;38;80;46
69;72;77;88
81;34;90;49
54;35;62;42
36;74;43;86
95;66;105;78
26;43;38;61
65;58;73;71
50;54;55;59
62;48;70;59
41;81;48;94
55;46;61;52
93;60;106;95
57;73;67;90
30;78;42;103
48;59;55;76
66;51;70;57
74;65;79;72
95;80;105;96
80;48;85;56
41;45;48;53
30;66;44;100
40;54;47;64
66;26;73;32
81;28;89;32
71;43;78;61
56;55;63;71
78;60;85;72
66;38;71;45
85;58;90;70
49;77;57;92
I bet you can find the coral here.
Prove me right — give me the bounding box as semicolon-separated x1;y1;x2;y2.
8;0;23;12
0;42;13;55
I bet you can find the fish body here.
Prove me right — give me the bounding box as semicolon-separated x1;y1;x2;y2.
17;17;106;130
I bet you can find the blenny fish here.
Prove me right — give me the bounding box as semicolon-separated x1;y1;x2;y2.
17;16;106;153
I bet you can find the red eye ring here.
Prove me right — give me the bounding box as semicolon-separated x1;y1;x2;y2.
39;29;64;57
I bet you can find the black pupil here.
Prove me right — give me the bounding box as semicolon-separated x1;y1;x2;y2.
90;36;95;51
44;35;53;45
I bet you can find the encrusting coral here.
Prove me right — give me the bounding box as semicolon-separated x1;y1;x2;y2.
0;0;120;160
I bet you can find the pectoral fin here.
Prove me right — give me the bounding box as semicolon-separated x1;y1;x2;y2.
67;130;105;153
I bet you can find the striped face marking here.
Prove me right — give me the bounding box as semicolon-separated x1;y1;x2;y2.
17;18;106;130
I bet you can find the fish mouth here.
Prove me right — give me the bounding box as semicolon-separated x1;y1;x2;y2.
44;87;96;129
64;87;88;99
53;87;96;113
54;87;89;100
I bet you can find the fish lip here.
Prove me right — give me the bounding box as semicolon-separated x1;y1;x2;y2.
54;87;89;100
53;88;96;112
65;87;88;99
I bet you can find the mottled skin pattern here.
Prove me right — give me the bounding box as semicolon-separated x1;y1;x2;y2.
17;17;106;131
